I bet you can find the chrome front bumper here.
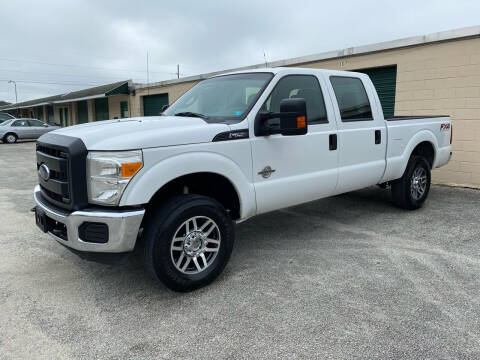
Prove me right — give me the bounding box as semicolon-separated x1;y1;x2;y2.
34;185;145;253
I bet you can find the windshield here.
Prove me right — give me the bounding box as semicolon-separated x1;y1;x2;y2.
163;72;273;122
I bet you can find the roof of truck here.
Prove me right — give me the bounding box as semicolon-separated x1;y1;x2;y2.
220;66;364;78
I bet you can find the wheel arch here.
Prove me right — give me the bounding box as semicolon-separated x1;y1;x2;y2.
3;132;18;141
382;130;438;182
146;172;242;220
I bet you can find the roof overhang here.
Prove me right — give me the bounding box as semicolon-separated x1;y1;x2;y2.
53;94;105;104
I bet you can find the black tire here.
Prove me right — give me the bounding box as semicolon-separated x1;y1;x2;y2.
143;194;234;292
3;133;17;144
391;155;431;210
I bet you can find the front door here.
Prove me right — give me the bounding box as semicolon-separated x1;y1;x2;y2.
27;119;47;137
250;74;339;215
327;75;387;193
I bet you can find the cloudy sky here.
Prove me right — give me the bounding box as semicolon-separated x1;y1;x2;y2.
1;0;479;103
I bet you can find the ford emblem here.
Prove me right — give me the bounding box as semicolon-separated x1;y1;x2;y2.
39;164;50;181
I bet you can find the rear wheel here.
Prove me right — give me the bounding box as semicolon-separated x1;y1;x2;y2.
391;155;431;210
3;133;17;144
143;194;234;292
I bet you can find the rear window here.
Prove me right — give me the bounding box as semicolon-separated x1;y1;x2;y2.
330;76;373;121
0;113;13;121
28;120;45;126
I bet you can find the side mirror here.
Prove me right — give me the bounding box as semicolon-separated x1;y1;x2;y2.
278;98;307;136
255;98;308;136
161;104;169;113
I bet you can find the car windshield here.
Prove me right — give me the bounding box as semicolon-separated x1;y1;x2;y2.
162;72;273;123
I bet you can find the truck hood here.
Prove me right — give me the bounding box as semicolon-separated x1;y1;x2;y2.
48;116;231;150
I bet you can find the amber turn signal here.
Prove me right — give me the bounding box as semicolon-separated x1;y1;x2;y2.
121;162;143;178
296;116;306;128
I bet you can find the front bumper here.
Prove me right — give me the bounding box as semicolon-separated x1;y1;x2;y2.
34;185;144;253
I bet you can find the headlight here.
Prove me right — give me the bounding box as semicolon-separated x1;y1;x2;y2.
87;150;143;205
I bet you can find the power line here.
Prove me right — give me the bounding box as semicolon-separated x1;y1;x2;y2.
0;57;179;75
0;68;147;82
0;79;107;86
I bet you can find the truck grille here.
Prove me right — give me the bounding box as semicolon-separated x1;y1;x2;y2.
36;133;88;211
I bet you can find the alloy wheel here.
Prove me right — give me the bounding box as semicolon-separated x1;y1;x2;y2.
170;216;221;274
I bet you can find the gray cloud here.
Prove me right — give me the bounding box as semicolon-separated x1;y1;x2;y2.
1;0;479;102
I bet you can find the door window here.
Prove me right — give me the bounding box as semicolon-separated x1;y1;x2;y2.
330;76;373;121
261;75;328;129
12;120;29;127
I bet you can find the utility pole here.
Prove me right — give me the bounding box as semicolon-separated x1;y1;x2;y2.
146;51;150;95
177;64;180;79
8;80;18;116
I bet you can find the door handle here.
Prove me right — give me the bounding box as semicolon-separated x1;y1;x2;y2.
375;130;381;144
329;134;337;151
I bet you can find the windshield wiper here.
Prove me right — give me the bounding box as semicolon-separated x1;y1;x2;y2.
174;112;209;120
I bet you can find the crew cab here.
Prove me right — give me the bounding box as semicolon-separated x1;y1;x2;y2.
33;68;452;291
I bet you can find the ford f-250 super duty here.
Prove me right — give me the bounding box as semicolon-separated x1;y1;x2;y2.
33;68;452;291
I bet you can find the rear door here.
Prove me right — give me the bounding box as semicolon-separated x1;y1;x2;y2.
327;75;387;193
10;119;31;139
250;74;339;214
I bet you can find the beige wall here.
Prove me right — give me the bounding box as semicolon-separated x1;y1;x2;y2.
291;37;480;188
87;99;95;122
108;94;130;119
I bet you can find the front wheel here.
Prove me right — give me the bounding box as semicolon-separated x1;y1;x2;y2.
143;194;234;292
391;155;431;210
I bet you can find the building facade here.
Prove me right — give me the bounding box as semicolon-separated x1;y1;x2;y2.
2;26;479;188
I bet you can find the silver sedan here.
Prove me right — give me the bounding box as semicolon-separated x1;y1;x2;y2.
0;118;60;144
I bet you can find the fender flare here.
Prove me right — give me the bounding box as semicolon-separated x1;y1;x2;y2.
119;151;256;219
382;130;438;182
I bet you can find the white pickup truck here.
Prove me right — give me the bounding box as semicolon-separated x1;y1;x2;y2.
33;68;452;291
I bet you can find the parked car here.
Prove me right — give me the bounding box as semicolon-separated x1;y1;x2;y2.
0;118;59;143
33;68;452;291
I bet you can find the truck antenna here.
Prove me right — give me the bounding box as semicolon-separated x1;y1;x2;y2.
263;50;268;68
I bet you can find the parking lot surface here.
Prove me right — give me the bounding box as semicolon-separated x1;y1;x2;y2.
1;141;480;359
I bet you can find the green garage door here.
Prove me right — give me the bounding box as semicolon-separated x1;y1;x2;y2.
77;100;88;124
143;93;169;116
95;98;109;121
356;66;397;117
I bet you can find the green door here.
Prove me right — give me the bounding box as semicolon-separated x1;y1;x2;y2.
47;106;54;124
356;66;397;117
95;98;109;121
77;101;88;124
120;101;128;118
143;93;169;116
59;108;69;126
36;106;43;121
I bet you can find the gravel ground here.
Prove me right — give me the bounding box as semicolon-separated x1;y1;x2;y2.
1;141;479;359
